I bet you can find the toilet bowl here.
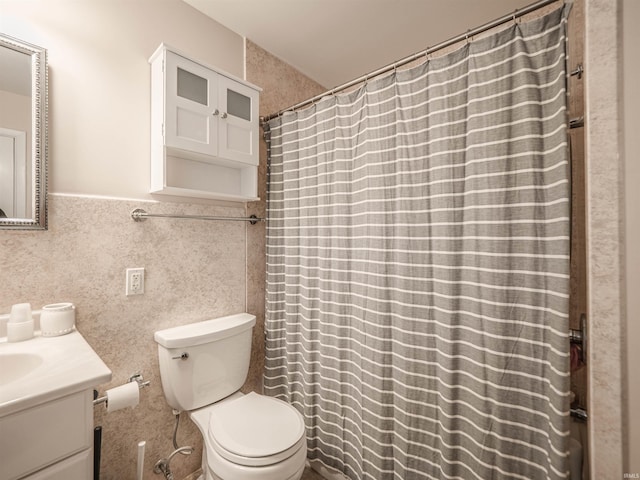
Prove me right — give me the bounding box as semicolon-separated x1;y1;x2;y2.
155;313;307;480
190;392;306;480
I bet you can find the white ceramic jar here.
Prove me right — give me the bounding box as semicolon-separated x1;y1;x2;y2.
40;302;75;337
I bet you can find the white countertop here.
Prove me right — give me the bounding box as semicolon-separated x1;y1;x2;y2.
0;330;112;417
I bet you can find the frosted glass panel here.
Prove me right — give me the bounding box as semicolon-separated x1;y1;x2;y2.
177;67;207;105
227;89;251;121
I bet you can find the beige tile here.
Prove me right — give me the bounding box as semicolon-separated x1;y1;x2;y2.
1;194;244;479
584;0;625;476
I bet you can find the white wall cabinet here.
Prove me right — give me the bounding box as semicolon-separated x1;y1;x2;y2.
150;44;261;201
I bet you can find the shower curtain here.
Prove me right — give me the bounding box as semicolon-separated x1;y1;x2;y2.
265;8;570;480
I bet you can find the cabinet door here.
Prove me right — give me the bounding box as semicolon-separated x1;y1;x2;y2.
217;76;259;165
0;390;92;480
165;51;218;156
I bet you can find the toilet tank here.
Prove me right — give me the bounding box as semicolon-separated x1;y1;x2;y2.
154;313;256;412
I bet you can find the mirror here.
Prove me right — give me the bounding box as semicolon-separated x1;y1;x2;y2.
0;34;47;230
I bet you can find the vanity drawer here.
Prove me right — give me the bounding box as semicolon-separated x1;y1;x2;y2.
23;449;92;480
0;390;93;480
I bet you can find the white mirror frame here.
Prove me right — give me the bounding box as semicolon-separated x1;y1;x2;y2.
0;34;48;230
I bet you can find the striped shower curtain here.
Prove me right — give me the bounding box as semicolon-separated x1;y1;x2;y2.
264;8;570;480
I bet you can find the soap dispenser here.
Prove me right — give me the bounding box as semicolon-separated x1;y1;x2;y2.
7;302;35;342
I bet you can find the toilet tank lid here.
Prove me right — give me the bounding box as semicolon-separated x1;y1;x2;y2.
154;313;256;349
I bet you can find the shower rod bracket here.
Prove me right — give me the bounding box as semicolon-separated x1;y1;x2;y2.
131;208;263;224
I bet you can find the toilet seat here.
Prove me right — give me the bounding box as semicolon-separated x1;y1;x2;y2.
207;392;306;467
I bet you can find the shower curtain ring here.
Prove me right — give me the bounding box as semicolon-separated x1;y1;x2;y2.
512;9;521;24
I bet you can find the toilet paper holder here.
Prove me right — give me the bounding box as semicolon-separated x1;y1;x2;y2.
93;373;150;407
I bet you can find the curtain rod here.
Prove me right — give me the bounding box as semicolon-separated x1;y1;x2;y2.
130;208;264;224
260;0;561;124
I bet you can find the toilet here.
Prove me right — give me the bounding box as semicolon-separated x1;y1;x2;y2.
154;313;307;480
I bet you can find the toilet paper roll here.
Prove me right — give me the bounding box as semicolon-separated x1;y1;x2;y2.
106;382;139;412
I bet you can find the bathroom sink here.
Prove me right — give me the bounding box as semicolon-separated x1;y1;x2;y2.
0;330;112;417
0;352;43;384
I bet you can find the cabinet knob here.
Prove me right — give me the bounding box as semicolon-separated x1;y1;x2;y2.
212;109;219;116
221;112;228;119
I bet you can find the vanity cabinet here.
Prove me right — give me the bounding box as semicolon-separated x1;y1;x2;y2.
150;44;261;201
0;390;94;480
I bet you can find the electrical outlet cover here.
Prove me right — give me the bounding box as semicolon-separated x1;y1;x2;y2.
126;267;145;295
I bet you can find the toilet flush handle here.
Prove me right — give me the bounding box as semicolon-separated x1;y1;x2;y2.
171;352;189;361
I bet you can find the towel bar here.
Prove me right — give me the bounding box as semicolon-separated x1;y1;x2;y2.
131;208;264;224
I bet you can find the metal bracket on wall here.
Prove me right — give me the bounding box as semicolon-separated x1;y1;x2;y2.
569;116;585;129
570;63;584;79
569;313;587;364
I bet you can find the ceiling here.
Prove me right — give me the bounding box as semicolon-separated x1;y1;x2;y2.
183;0;534;89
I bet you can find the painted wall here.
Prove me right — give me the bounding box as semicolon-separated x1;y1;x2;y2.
0;1;323;479
0;0;244;200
